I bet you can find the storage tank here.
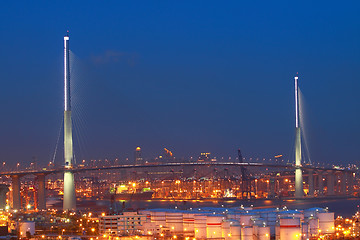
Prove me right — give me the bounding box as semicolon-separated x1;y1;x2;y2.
151;210;166;227
317;212;335;234
279;217;301;240
194;214;207;239
166;211;183;233
183;212;194;232
19;221;35;238
301;222;309;240
222;219;231;240
308;217;319;236
266;211;277;236
278;210;304;220
240;213;256;226
303;207;325;218
258;208;278;220
241;226;253;240
252;217;266;227
275;225;280;240
229;221;241;240
227;211;242;221
257;226;270;240
266;211;277;223
206;214;224;239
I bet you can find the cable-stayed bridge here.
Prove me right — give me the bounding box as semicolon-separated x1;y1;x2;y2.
0;160;355;211
0;34;356;212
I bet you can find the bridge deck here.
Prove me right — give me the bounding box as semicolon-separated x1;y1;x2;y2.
0;162;351;176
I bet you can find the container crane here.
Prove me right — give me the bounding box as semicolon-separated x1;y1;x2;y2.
238;149;251;199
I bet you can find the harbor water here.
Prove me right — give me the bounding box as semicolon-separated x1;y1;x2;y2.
75;197;360;217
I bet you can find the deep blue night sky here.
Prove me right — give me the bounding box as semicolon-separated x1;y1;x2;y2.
0;1;359;167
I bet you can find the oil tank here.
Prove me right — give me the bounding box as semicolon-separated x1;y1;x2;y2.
275;225;280;240
257;226;270;240
301;222;309;240
279;217;301;240
241;226;253;240
239;213;254;226
303;207;324;218
222;219;231;240
278;210;304;220
194;214;207;239
206;214;224;239
183;212;194;233
151;210;166;227
229;221;241;240
266;212;277;236
317;212;335;234
227;212;241;221
166;211;183;233
308;217;319;236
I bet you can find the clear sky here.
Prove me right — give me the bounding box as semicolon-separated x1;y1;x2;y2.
0;1;359;167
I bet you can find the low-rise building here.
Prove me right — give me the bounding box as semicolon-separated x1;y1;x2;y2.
99;212;147;236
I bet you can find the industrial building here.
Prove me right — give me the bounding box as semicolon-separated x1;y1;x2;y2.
99;212;151;236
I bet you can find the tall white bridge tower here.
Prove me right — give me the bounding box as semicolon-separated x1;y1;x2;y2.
294;74;304;198
63;32;76;210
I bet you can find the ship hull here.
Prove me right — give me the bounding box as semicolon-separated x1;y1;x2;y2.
114;191;154;200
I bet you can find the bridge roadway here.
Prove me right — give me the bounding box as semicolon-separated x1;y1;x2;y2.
0;161;351;177
0;162;354;211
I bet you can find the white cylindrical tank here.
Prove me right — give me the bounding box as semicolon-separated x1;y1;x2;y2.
239;214;253;226
19;221;35;238
206;215;224;239
194;214;207;239
266;212;277;223
279;217;301;240
275;225;280;240
317;212;334;234
183;212;194;232
267;223;276;236
301;222;309;240
229;221;241;240
151;210;166;227
278;210;304;220
222;220;231;240
241;226;253;240
308;217;319;236
252;217;266;226
257;226;270;240
227;212;242;221
303;207;325;218
166;211;183;233
258;208;277;220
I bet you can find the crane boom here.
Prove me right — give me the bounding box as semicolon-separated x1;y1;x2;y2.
238;149;248;181
238;148;251;199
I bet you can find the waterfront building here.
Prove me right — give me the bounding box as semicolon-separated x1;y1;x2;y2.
99;212;148;236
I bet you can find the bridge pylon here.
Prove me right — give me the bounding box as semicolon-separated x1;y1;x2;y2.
294;75;304;198
63;32;76;211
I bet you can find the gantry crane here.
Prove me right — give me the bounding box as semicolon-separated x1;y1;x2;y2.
238;149;251;199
